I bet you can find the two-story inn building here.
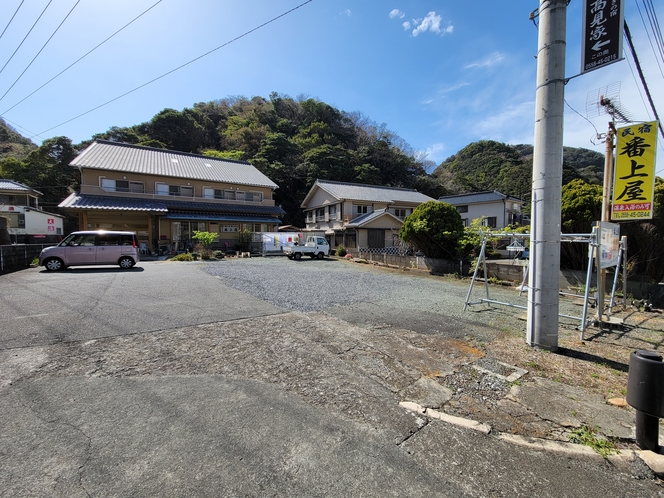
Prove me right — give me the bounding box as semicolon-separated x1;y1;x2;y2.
301;179;435;252
59;140;284;254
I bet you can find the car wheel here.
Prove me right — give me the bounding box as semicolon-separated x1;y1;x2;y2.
317;252;325;260
294;252;302;260
119;256;135;269
44;258;64;271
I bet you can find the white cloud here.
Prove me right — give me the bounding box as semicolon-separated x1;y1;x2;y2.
389;9;405;19
402;21;411;31
464;52;505;69
340;9;351;17
423;143;446;162
411;11;453;37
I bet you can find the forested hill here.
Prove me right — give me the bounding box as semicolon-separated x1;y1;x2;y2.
0;118;36;160
1;94;606;225
433;140;605;202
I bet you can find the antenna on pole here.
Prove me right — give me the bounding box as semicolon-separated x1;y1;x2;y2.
585;82;634;330
586;82;634;125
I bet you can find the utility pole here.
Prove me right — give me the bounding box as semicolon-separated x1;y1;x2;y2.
527;0;567;351
597;121;616;325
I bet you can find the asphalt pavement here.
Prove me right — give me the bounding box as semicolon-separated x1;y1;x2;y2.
1;259;663;496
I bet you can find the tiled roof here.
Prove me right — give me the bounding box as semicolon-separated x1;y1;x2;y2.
305;180;435;206
59;193;285;216
439;191;522;205
0;179;42;195
70;141;278;189
345;208;400;228
165;211;281;224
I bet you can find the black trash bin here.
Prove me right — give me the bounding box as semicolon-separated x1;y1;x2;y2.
626;350;664;451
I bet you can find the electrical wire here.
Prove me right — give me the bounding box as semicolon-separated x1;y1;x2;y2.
635;0;664;79
0;0;26;41
623;21;664;140
0;1;81;105
32;0;314;138
1;0;164;116
0;0;53;76
565;99;600;145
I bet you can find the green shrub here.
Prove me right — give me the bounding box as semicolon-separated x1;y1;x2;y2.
335;245;347;257
213;250;225;259
170;253;194;262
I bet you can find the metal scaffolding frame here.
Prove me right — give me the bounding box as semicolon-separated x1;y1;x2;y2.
463;228;627;338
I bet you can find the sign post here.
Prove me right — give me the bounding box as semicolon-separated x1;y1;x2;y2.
581;0;624;74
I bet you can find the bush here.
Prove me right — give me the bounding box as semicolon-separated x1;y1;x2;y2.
213;250;225;259
400;201;464;259
170;253;194;262
335;245;347;257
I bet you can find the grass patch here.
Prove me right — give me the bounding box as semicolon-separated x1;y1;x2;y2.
569;425;616;458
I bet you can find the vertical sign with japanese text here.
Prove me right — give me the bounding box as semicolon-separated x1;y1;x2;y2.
612;121;658;220
581;0;624;74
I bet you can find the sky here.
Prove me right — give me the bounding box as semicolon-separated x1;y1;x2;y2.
1;0;663;177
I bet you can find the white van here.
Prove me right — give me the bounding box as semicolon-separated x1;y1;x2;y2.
39;231;140;271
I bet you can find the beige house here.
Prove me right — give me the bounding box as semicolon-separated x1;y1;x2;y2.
59;140;283;253
301;180;435;251
438;191;525;228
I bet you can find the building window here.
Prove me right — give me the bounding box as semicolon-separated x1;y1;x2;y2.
245;191;263;202
306;211;315;223
392;208;409;219
156;183;169;196
484;217;497;228
354;205;370;215
462;218;468;227
329;204;337;220
316;208;325;221
457;205;468;213
101;179;144;193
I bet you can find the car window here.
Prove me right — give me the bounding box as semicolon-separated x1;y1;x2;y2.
69;234;96;246
98;234;120;246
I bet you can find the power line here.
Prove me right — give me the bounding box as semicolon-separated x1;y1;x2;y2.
635;0;664;79
0;0;26;41
1;0;164;116
32;0;314;138
0;0;53;76
0;0;81;104
623;21;664;140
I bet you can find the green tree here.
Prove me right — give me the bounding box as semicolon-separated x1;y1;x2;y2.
560;179;602;270
192;231;218;259
400;201;464;259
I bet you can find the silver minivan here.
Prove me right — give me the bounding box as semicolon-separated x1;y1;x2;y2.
39;230;140;271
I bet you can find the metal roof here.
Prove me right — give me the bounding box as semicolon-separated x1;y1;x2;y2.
59;193;285;217
70;141;278;189
0;179;43;195
438;191;523;205
303;180;435;207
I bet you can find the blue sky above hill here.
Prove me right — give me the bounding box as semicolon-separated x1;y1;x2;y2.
1;0;662;175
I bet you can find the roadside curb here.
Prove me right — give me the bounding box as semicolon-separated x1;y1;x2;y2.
399;400;664;475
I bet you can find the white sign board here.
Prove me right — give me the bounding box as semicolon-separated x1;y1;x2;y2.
599;221;621;269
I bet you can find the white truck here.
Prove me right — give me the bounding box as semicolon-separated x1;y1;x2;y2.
283;236;330;260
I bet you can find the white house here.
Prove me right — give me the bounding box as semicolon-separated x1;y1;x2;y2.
0;179;65;244
438;191;526;229
301;180;435;251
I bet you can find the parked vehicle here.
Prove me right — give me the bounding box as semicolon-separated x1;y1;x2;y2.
283;236;329;260
39;230;140;271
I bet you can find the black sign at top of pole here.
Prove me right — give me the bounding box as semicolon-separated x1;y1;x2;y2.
581;0;624;74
